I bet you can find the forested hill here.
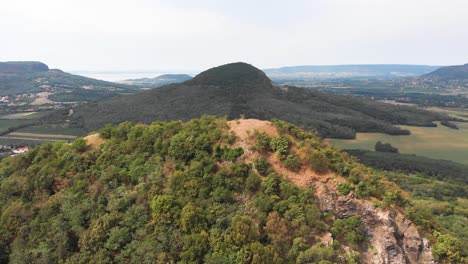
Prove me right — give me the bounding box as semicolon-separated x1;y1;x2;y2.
49;62;449;139
0;61;49;73
0;61;138;95
0;117;464;263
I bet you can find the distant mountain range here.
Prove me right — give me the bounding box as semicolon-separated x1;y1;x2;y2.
45;62;449;139
121;74;193;87
264;64;441;80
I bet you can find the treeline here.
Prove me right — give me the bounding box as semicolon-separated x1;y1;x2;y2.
440;120;459;129
345;149;468;184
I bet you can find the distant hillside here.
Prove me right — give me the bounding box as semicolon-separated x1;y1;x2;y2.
0;61;49;73
46;62;450;139
122;74;192;87
421;63;468;80
0;61;139;101
264;64;440;80
391;63;468;90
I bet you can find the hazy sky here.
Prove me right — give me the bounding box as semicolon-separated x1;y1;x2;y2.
1;0;467;71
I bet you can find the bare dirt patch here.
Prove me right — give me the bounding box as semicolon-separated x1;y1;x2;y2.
227;119;279;140
85;133;106;149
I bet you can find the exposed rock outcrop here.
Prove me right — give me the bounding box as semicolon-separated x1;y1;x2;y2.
317;186;435;264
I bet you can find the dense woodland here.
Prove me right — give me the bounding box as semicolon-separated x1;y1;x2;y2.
0;116;465;263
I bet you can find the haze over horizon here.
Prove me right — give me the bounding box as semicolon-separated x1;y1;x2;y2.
2;0;468;71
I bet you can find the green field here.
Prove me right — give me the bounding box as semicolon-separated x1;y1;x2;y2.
327;121;468;165
0;119;34;133
16;125;85;136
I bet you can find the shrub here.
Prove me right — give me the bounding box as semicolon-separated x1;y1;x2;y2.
221;147;244;162
245;172;261;192
308;151;330;173
98;124;115;139
71;138;87;153
254;131;272;152
331;216;365;247
382;191;407;207
337;183;354;195
375;141;399;153
282;154;301;172
253;157;270;175
270;137;289;159
432;231;465;263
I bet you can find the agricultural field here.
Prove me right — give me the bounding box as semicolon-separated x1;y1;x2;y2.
0;111;52;120
0;111;80;146
0;119;34;133
327;121;468;165
16;125;85;136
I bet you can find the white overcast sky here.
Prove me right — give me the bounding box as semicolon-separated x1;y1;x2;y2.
1;0;467;71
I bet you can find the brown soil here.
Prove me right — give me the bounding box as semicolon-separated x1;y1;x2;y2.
228;118;334;188
227;119;279;140
84;133;106;149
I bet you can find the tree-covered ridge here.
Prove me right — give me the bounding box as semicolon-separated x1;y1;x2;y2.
0;116;465;263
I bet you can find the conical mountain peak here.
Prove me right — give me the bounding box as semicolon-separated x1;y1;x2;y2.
189;62;272;86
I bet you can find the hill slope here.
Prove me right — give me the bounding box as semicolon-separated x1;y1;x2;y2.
394;63;468;90
422;63;468;80
50;62;448;139
0;61;138;100
2;117;463;263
